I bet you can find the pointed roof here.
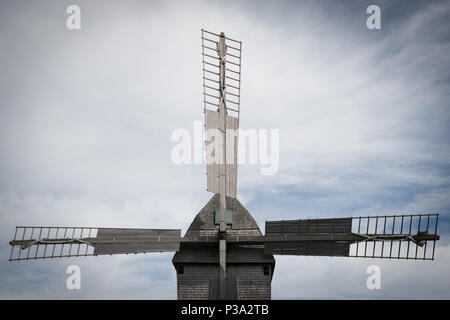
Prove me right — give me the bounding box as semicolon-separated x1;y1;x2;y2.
185;194;262;237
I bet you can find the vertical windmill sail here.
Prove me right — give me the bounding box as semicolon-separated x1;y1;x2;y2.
202;29;241;199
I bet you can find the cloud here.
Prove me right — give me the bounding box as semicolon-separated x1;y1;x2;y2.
272;243;450;299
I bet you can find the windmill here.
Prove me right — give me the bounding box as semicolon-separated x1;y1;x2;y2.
8;29;441;300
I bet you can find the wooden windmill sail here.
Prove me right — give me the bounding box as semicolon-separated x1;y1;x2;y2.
8;30;441;300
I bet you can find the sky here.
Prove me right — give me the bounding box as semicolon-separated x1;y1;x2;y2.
0;0;450;299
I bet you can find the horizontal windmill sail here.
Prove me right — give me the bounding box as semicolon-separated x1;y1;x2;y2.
9;226;181;261
264;214;440;260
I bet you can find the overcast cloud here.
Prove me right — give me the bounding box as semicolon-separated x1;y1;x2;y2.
1;0;449;299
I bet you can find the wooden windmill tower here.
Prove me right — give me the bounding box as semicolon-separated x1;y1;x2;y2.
8;30;441;300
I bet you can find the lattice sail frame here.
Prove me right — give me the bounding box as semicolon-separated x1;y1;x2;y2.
201;29;241;117
9;226;97;261
349;214;439;260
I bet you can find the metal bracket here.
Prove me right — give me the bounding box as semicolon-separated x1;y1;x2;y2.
353;231;434;247
13;238;93;250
